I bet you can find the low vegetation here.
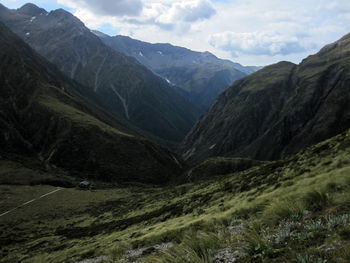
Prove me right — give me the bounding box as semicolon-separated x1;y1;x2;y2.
1;130;350;263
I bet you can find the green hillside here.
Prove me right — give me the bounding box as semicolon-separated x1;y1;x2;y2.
1;122;349;263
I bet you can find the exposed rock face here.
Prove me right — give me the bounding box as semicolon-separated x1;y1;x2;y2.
0;21;183;184
96;33;259;111
182;34;350;162
0;3;200;145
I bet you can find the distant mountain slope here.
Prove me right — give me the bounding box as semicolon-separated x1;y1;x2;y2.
96;32;259;111
0;20;183;184
182;33;350;162
0;3;200;145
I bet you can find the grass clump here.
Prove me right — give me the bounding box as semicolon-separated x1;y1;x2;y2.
302;190;332;212
108;242;131;262
261;199;303;225
240;222;283;260
144;230;224;263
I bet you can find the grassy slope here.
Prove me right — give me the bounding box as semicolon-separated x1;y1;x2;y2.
1;128;350;262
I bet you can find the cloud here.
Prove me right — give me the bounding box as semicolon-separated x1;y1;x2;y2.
58;0;143;16
157;0;216;24
56;0;216;33
122;0;216;31
324;0;350;14
209;31;309;57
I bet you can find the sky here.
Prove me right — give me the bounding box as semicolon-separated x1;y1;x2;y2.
1;0;350;66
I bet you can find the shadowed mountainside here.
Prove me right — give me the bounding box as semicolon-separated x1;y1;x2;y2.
0;3;200;146
182;33;350;162
0;20;183;184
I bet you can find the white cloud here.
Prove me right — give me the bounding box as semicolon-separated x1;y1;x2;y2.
209;31;308;57
58;0;143;16
57;0;215;32
157;0;216;24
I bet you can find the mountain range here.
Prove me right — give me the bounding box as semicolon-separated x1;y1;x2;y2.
1;2;350;181
95;31;260;111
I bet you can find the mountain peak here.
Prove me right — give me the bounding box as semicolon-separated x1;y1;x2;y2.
50;8;74;18
48;8;86;28
18;3;47;16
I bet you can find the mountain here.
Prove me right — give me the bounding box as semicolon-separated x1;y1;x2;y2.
95;32;259;111
0;3;200;146
0;20;184;184
182;33;350;162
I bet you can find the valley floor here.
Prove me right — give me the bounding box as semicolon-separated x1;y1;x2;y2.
1;130;350;263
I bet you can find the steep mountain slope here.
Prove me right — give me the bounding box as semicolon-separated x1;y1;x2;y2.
182;33;350;162
0;3;200;145
0;20;183;184
96;32;259;111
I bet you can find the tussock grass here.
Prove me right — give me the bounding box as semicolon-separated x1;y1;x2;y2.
261;198;304;225
143;231;224;263
302;190;332;212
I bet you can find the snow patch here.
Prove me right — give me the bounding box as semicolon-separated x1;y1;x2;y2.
171;155;181;167
157;51;163;56
94;55;107;92
139;51;144;57
209;144;216;150
111;85;130;120
25;32;30;36
30;16;36;22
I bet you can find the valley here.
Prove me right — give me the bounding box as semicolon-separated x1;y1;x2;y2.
0;2;349;263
